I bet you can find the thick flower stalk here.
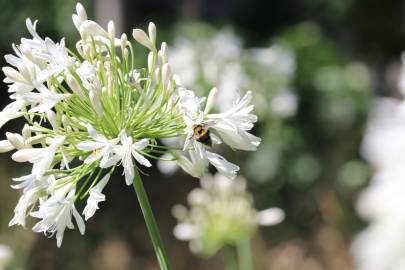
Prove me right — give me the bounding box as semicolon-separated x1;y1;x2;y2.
0;3;261;260
172;173;284;258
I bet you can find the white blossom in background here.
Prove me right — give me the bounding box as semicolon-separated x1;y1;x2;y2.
172;173;284;257
0;3;261;247
170;28;247;111
0;244;12;270
351;98;405;270
169;26;297;119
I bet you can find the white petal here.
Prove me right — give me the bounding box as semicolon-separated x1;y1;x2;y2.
123;154;134;185
0;140;15;153
132;138;149;151
132;151;152;167
132;29;155;51
72;206;86;235
256;208;285;226
206;151;239;179
12;148;42;162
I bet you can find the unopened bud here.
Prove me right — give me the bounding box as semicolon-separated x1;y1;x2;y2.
159;42;168;64
148;22;156;45
148;52;154;72
47;110;58;130
0;140;14;153
83;44;92;59
90;90;103;116
162;63;171;89
22;125;31;140
132;29;155;51
76;3;87;22
6;132;25;149
108;20;116;39
204;87;217;114
66;75;85;100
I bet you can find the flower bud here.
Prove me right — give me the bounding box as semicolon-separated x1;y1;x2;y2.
66;75;85;100
90;90;103;115
0;140;14;153
76;3;87;22
120;33;128;52
148;52;154;72
148;22;156;45
204;87;217;114
22;125;31;140
159;42;168;64
108;20;115;39
2;67;24;83
47;110;58;130
6;132;25;149
83;44;92;59
162;63;171;89
123;48;129;59
80;20;108;38
12;148;40;162
132;29;155;51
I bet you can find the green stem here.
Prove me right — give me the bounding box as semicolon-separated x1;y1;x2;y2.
237;238;253;270
223;246;239;270
132;168;171;270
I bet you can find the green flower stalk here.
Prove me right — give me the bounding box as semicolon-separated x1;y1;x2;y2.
0;3;262;268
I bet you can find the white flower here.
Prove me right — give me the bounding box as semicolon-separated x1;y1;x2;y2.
2;61;41;95
207;91;261;151
176;150;208;178
31;185;85;248
0;100;25;129
106;133;151;185
83;172;111;220
12;135;65;178
77;125;119;166
9;185;41;227
21;89;70;113
178;88;259;178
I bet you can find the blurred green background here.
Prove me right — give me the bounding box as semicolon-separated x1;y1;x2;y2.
0;0;404;269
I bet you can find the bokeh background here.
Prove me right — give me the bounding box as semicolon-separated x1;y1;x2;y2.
0;0;404;269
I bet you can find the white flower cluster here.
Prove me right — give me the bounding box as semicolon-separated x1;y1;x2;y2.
169;26;297;117
0;3;261;246
351;98;405;270
172;173;284;257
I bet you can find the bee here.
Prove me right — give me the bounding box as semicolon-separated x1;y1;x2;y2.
192;124;212;146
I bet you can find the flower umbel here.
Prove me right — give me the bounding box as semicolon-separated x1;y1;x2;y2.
1;3;261;249
172;174;284;257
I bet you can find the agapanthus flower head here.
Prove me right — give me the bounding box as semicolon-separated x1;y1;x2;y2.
0;3;261;247
172;173;284;257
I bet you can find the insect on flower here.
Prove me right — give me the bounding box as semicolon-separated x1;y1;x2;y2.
0;2;261;249
192;124;212;146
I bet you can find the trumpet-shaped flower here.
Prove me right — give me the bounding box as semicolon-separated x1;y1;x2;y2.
83;173;111;220
106;133;151;186
77;125;119;166
31;185;85;248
